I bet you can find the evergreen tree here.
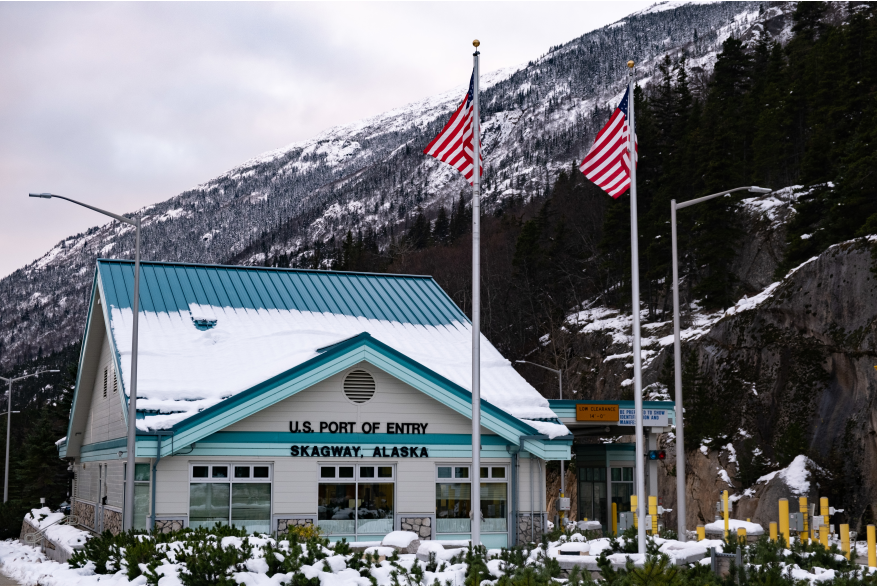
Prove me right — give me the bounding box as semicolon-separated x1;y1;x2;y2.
432;206;450;245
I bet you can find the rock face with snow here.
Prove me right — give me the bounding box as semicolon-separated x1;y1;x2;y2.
0;1;782;371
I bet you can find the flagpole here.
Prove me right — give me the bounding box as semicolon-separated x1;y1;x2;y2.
471;39;482;547
627;60;647;555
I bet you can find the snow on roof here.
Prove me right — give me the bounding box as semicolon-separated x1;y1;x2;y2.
97;262;560;431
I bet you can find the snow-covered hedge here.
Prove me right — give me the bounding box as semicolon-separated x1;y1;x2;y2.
1;522;876;585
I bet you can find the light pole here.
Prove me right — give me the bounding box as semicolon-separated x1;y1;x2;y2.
670;185;771;541
1;370;58;502
515;360;567;527
30;193;142;531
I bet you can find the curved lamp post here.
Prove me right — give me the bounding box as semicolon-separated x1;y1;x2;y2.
670;185;771;540
29;193;141;531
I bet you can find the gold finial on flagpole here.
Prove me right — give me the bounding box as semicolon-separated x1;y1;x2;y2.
627;60;635;68
473;39;480;48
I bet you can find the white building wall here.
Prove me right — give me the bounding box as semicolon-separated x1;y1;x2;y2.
516;454;546;514
81;332;126;446
154;363;527;522
224;362;492;436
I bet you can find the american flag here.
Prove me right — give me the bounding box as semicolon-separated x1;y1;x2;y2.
424;71;482;184
580;88;638;198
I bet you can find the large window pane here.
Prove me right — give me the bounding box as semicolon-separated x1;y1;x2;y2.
189;483;230;529
134;484;149;530
358;482;394;534
232;483;271;534
436;483;471;533
318;483;356;535
480;483;507;532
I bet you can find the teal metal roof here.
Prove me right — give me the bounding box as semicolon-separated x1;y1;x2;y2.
96;260;466;327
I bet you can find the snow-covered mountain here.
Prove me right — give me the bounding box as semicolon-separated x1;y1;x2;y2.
0;1;795;369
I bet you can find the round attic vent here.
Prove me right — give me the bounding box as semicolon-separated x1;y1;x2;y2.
344;370;376;404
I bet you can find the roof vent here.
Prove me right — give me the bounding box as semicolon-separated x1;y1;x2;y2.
344;370;375;404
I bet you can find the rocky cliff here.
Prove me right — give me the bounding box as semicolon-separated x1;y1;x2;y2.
560;189;877;534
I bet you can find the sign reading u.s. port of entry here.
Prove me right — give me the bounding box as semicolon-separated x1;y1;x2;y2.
576;404;620;421
619;408;669;427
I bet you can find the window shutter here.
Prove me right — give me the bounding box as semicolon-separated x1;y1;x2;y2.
113;369;118;394
103;367;108;398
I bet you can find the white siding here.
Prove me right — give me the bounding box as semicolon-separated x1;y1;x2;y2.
77;462;98;503
153;361;537;521
81;333;126;446
224;362;492;436
516;455;546;513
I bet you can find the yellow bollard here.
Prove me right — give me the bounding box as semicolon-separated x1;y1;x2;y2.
738;527;747;542
612;502;618;537
770;522;778;542
840;524;850;561
723;490;730;539
820;525;829;549
632;495;638;529
779;498;790;548
868;525;876;568
697;525;706;541
820;497;829;518
649;496;658;536
800;497;809;542
747;518;751;523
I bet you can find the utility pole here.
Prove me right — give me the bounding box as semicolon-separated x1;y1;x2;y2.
1;369;59;502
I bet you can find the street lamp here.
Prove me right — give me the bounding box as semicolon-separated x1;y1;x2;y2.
670;185;771;541
30;192;142;532
1;370;59;502
515;360;567;527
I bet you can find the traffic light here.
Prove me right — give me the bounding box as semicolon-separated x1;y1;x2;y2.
648;450;666;460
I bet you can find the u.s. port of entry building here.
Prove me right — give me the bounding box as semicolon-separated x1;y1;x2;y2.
58;260;577;548
57;260;676;545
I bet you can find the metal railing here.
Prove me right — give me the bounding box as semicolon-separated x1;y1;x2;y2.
24;515;79;546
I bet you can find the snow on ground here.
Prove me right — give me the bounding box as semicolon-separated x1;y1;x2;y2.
23;508;90;551
566;220;838;375
756;455;817;496
1;529;870;586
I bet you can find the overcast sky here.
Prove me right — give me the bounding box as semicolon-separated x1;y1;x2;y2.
0;1;652;278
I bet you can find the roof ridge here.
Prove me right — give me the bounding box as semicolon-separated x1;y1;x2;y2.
95;258;435;280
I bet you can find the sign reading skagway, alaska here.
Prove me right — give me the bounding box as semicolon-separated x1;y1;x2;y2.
290;445;429;457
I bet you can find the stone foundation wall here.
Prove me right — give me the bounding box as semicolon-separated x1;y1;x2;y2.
103;508;123;535
400;516;432;539
73;500;95;531
155;519;186;533
276;518;314;534
516;512;546;545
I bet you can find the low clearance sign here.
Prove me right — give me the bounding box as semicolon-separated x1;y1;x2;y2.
576;404;619;422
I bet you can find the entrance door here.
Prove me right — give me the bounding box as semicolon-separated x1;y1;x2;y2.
610;466;634;533
577;466;607;531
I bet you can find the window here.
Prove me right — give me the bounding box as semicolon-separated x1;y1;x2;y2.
318;465;394;536
125;463;151;531
103;367;108;398
189;464;272;534
610;466;634;518
113;369;118;394
436;465;508;534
